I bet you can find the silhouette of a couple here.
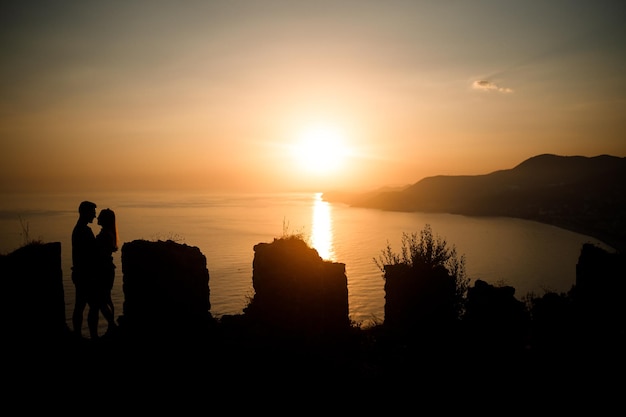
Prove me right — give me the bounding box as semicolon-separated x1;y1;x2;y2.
71;200;119;340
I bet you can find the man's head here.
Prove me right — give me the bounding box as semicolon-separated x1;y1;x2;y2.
78;201;97;222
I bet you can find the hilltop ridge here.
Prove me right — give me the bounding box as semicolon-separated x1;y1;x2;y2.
323;154;626;252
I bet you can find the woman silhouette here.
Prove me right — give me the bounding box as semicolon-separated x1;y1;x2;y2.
93;208;119;338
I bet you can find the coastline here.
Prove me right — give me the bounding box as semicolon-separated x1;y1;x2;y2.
527;217;624;254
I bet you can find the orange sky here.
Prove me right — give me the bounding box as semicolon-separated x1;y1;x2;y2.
1;1;625;194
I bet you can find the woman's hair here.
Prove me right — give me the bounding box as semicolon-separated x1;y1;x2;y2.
98;208;119;251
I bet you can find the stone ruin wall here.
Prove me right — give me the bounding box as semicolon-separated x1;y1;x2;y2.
246;237;350;337
119;239;212;340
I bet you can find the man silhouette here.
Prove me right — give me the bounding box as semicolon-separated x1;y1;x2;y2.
71;200;98;338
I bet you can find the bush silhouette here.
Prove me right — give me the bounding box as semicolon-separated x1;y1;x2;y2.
375;224;470;341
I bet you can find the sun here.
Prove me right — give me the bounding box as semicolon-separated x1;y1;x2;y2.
292;124;348;175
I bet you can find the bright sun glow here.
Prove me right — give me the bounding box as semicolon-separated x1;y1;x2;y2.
292;124;348;175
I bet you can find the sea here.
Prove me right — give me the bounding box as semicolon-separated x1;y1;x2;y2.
0;191;614;335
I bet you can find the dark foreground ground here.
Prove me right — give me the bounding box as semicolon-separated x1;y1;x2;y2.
6;314;624;413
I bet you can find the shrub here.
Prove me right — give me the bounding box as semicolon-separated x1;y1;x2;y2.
374;224;470;321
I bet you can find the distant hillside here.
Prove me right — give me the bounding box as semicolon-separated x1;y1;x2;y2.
323;154;626;252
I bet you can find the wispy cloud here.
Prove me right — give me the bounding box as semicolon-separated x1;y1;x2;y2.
472;80;513;93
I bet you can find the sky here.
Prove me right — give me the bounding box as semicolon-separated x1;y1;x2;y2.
1;1;625;194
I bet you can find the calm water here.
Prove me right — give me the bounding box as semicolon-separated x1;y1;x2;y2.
0;191;613;334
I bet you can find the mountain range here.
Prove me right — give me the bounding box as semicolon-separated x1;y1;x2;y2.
323;154;626;252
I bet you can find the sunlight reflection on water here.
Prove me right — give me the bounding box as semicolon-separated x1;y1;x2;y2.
310;193;334;261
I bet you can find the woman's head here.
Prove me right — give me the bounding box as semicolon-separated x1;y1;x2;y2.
98;208;119;251
97;208;116;228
